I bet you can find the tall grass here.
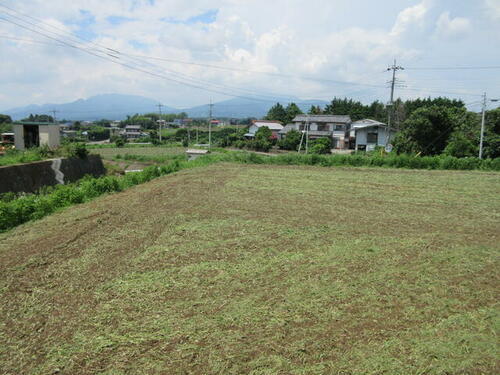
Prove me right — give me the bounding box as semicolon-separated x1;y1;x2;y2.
207;152;500;171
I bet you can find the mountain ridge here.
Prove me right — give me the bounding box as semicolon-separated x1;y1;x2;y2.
2;93;329;120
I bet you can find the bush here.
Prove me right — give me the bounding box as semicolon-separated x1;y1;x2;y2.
309;138;332;154
62;143;88;159
115;138;126;148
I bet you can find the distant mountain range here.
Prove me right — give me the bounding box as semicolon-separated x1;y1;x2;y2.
2;94;329;121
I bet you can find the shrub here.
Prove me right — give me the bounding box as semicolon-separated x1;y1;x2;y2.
115;138;126;148
63;143;88;159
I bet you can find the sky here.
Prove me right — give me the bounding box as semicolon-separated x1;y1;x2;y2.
0;0;499;111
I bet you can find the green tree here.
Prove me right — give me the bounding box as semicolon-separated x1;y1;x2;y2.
23;114;54;122
0;114;12;124
443;132;477;157
265;103;287;123
278;129;301;150
308;105;323;115
393;106;465;155
284;103;303;123
483;108;500;158
255;126;272;141
309;137;332;154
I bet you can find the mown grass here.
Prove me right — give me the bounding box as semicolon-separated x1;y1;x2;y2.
90;146;187;161
0;163;499;374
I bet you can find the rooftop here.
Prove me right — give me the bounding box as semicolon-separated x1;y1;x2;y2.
292;115;351;124
252;120;283;130
351;119;387;130
13;121;58;126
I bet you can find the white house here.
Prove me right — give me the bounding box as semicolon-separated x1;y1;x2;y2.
350;119;396;151
245;120;283;139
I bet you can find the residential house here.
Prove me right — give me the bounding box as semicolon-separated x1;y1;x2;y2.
13;122;61;150
124;125;143;140
279;115;352;149
349;119;396;151
245;120;283;140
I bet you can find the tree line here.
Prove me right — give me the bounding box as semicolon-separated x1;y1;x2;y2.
264;97;499;158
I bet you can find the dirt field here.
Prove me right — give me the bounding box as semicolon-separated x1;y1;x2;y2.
0;164;499;374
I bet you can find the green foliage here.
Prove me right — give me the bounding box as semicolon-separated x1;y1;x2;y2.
309;137;332;154
265;102;287;123
278;129;301;150
308;105;323;115
443;132;478;158
22;114;54;122
483;108;500;158
393;106;465;155
115;137;126;148
62;143;88;159
0;114;12;124
323;98;387;122
284;103;303;123
86;126;110;141
255;126;272;141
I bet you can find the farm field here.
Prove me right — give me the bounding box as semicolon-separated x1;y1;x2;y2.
91;146;187;160
0;163;499;374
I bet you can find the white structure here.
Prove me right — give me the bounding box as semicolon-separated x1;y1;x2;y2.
13;122;60;150
186;149;209;160
350;119;396;151
245;120;283;139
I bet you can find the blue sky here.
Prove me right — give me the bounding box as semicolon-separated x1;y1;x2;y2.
0;0;499;111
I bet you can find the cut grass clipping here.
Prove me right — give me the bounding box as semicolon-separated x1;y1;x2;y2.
1;151;500;232
0;163;498;374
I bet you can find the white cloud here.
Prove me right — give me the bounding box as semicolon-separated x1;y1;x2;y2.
0;0;498;110
484;0;500;19
390;1;429;37
435;11;471;39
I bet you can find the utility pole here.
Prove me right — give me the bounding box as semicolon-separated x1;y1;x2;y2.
208;99;214;150
386;59;404;142
305;114;310;154
157;103;164;142
50;109;59;123
479;93;499;159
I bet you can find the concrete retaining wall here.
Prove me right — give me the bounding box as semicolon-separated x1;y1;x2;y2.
0;155;105;194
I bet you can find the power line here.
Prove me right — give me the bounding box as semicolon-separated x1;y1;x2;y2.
0;15;294;103
0;9;300;102
0;4;488;103
406;66;500;71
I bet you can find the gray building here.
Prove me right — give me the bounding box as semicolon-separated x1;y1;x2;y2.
279;115;352;149
13;122;60;150
124;125;143;139
350;119;396;151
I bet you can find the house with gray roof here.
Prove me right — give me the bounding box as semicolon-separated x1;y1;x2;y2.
279;115;352;149
349;119;396;151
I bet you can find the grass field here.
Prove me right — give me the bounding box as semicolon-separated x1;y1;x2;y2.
91;146;187;161
0;164;499;374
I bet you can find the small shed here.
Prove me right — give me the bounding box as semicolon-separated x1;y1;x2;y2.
13;122;61;150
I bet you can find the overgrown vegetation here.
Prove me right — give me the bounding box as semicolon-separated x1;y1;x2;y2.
0;143;88;166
